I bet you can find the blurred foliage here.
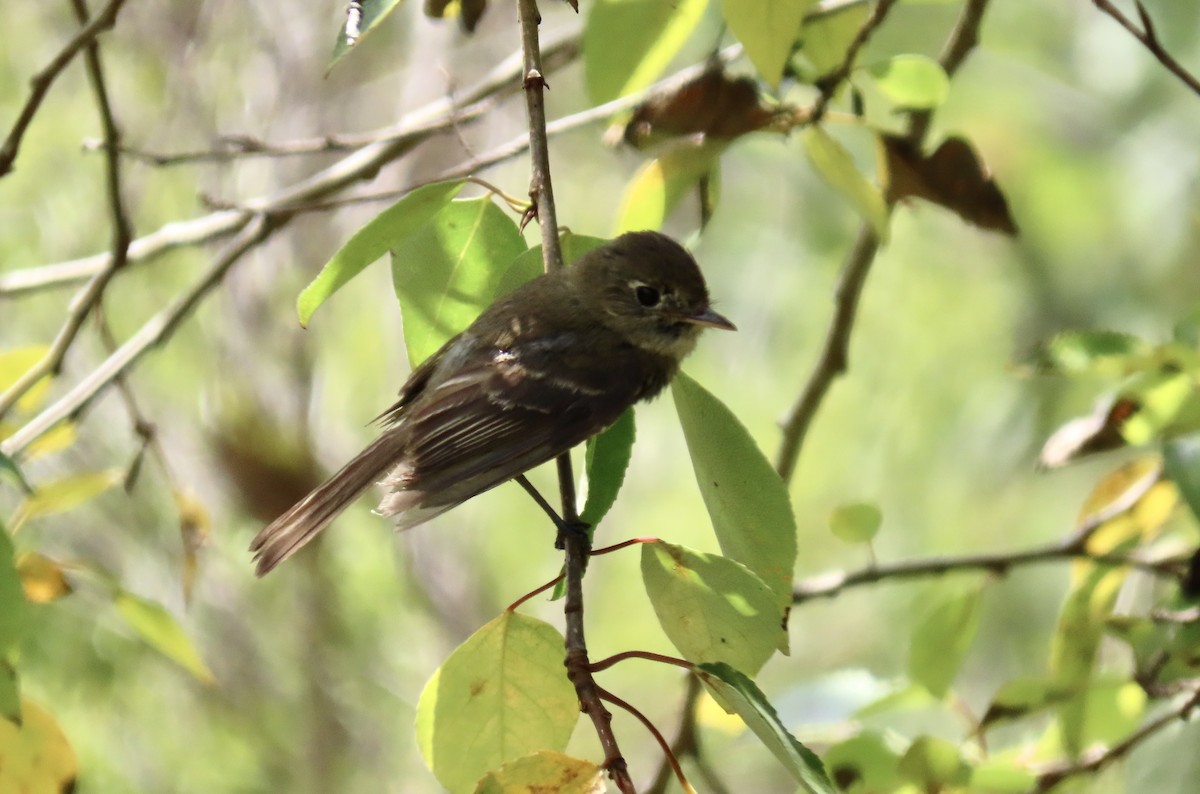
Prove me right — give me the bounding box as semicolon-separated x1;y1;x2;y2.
2;0;1200;792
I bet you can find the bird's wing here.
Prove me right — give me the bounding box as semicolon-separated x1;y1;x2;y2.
384;332;648;510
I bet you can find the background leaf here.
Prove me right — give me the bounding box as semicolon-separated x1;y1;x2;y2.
907;584;984;698
115;593;215;685
584;0;708;104
860;55;950;109
829;502;882;544
803;126;890;240
391;196;527;366
721;0;819;86
614;140;724;233
297;179;465;326
0;699;76;788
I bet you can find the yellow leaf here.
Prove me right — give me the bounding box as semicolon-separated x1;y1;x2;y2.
16;553;72;604
0;699;77;791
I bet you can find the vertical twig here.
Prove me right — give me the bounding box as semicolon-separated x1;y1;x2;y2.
0;0;134;422
775;0;994;484
514;1;635;791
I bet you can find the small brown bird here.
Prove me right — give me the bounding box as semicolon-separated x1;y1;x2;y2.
250;231;734;575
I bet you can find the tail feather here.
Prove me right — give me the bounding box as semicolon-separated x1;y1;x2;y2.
250;431;406;575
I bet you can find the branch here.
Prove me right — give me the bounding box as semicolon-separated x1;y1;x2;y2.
809;0;901;124
0;215;279;458
0;0;128;177
793;544;1184;604
514;1;634;791
775;0;994;483
0;38;732;299
1032;685;1200;792
78;36;582;167
794;462;1174;603
1092;0;1200;97
0;0;136;423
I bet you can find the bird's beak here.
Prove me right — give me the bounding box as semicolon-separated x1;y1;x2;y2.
683;306;736;331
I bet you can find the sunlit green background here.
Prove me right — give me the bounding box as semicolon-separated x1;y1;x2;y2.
2;0;1199;791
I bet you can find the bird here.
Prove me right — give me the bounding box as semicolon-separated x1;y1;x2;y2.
250;230;734;575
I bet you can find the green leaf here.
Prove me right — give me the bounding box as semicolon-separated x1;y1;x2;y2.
897;736;971;789
584;0;708;104
1164;437;1200;526
696;662;836;794
416;612;578;794
981;676;1075;728
391;196;528;366
114;592;215;685
722;0;819;86
860;55;950;109
802;126;890;241
641;540;783;675
1120;371;1200;445
297;179;466;326
824;731;902;793
907;584;984;698
671;372;798;619
9;469;122;533
472;750;603;794
496;233;608;300
798;0;869;78
580;408;635;528
0;346;52;414
829;502;882;544
614;140;725;234
1038;329;1150;375
968;759;1038;792
1051;559;1128;756
329;0;406;68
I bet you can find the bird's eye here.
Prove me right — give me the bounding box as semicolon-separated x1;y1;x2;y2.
634;285;661;307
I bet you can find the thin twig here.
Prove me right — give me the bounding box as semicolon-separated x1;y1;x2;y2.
1032;686;1200;792
809;0;901;124
775;0;994;483
599;686;691;793
514;0;634;790
0;42;737;299
0;0;128;177
1092;0;1200;97
588;650;694;674
0;0;134;421
793;545;1185;604
0;215;279;458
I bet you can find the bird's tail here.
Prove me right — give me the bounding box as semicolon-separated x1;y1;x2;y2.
250;431;406;575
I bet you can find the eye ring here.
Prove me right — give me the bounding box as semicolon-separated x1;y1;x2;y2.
634;285;661;308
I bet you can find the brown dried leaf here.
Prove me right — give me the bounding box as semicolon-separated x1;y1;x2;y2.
622;70;778;149
1039;397;1138;468
880;134;1018;235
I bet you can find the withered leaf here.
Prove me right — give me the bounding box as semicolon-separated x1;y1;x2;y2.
1039;397;1138;468
622;70;778;149
881;134;1018;235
